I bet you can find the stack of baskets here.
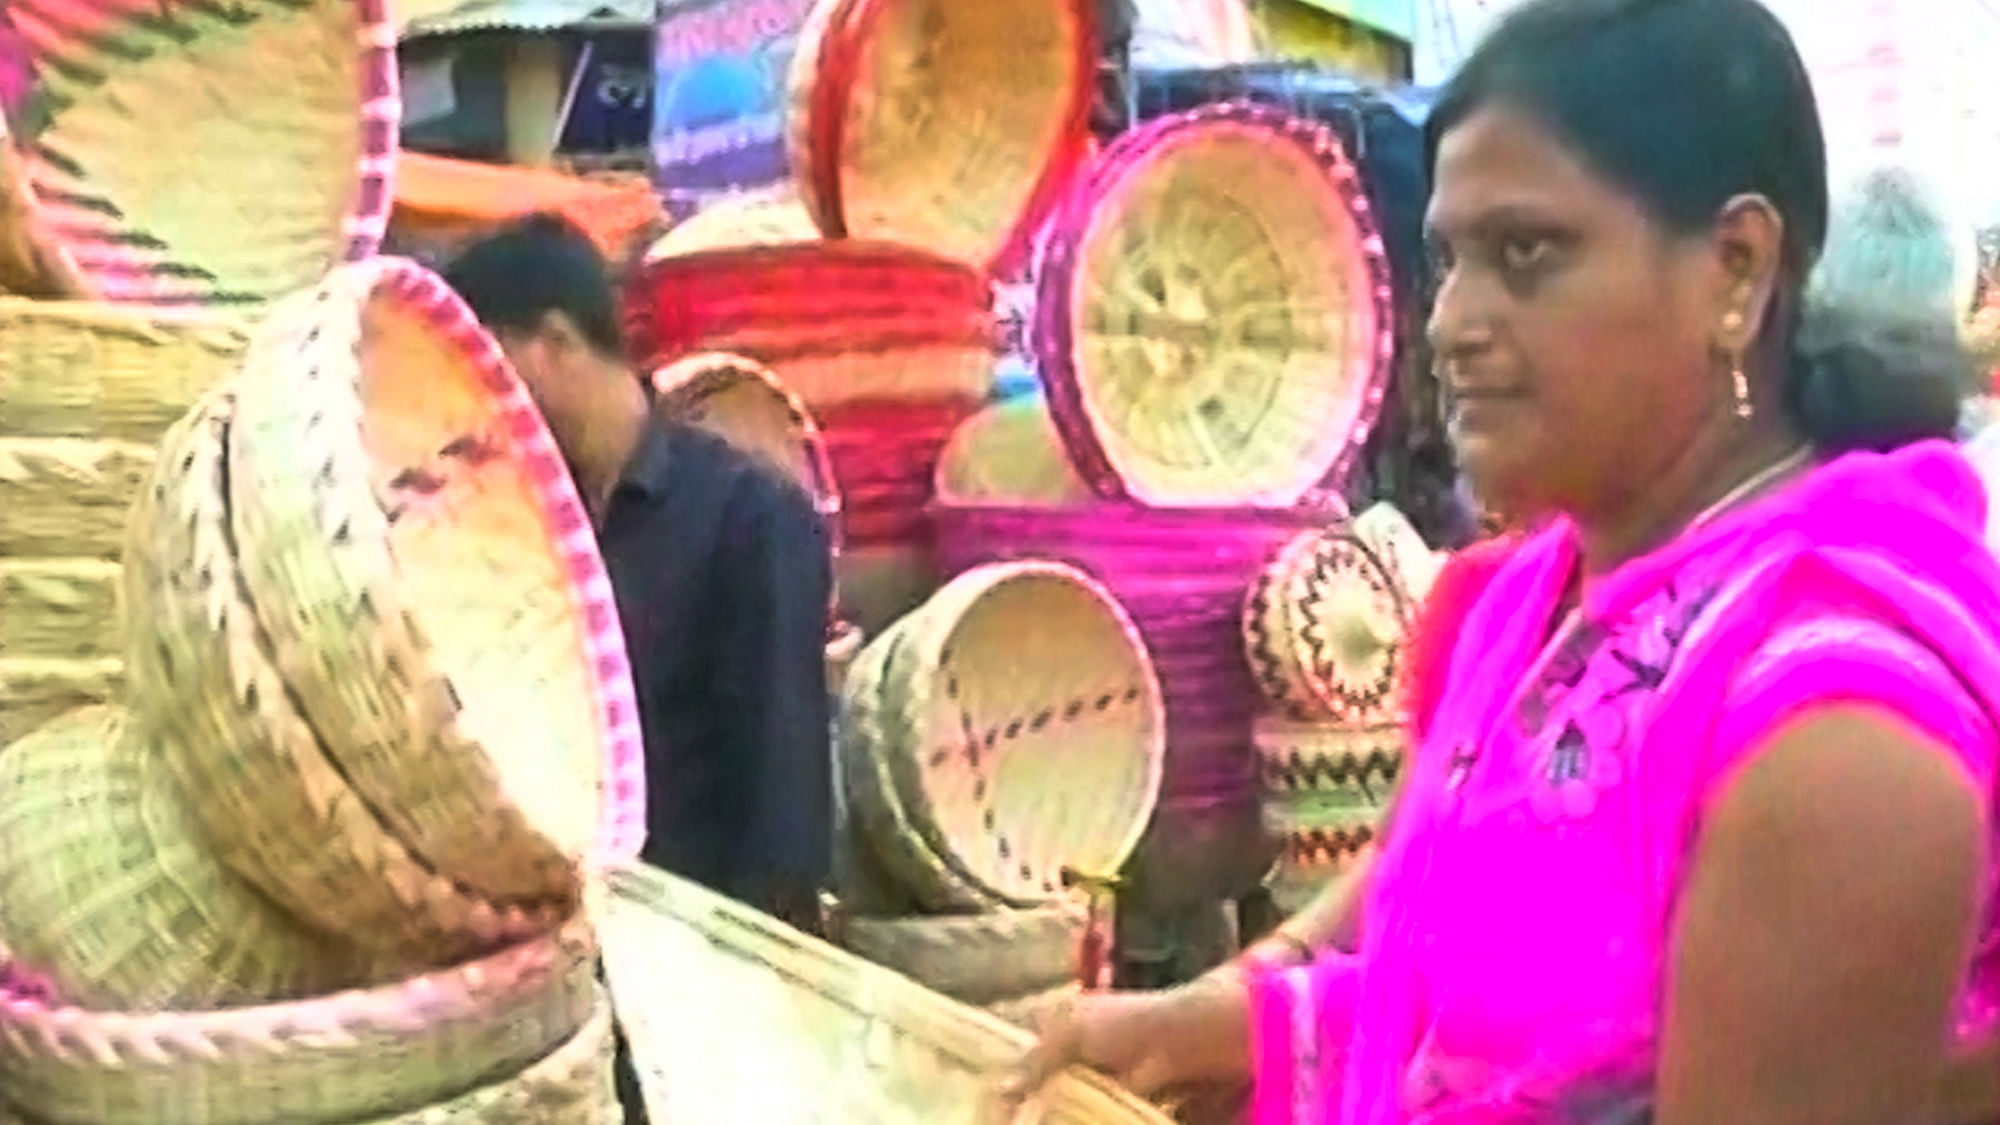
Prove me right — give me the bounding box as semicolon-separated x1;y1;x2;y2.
0;0;643;1118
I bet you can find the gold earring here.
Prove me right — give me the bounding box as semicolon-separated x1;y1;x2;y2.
1730;357;1753;421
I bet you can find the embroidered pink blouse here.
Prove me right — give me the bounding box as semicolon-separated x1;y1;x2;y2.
1248;442;2000;1124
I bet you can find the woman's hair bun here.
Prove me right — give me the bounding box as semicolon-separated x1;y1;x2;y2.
1787;299;1973;453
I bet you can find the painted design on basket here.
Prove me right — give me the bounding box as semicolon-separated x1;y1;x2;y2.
371;262;648;869
1036;100;1395;511
6;0;398;305
1259;747;1401;795
1293;535;1408;721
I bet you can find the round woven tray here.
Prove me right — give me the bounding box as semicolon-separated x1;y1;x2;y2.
623;241;998;407
0;920;597;1125
650;351;842;528
786;0;1096;271
932;395;1092;506
642;189;817;261
1256;717;1399;915
1243;504;1435;725
0;299;249;441
122;392;560;960
838;904;1084;1006
224;258;645;904
3;0;396;306
0;705;369;1011
845;562;1165;910
1036;101;1394;509
365;984;615;1124
0;110;80;298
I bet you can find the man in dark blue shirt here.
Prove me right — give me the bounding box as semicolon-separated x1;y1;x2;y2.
443;213;834;921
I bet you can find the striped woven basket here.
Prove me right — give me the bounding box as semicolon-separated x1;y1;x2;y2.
1036;101;1394;510
122;390;561;962
786;0;1096;272
1255;717;1401;915
0;298;248;440
841;562;1165;911
0;705;372;1011
2;0;398;306
601;863;1170;1124
223;258;644;910
0;915;597;1125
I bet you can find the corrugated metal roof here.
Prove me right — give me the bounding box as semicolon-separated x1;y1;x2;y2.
401;0;652;38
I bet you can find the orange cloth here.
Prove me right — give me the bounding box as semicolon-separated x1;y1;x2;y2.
392;152;663;260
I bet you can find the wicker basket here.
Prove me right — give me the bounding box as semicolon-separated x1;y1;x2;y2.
1242;504;1436;725
2;0;397;306
0;919;598;1125
787;0;1095;272
650;351;842;529
642;189;817;261
122;391;560;960
843;562;1165;910
839;904;1084;1006
0;300;248;441
622;241;998;407
0;439;154;560
0;658;120;745
1036;101;1394;510
0;559;120;662
363;985;617;1124
224;258;644;907
1256;717;1399;915
933;396;1092;506
600;863;1171;1124
0;110;81;298
0;705;370;1011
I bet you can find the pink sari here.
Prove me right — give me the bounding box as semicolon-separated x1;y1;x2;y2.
1248;442;2000;1124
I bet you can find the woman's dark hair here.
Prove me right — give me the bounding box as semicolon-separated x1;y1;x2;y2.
1424;0;1965;452
441;211;625;359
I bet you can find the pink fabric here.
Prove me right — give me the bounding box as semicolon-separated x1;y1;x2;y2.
1247;441;2000;1123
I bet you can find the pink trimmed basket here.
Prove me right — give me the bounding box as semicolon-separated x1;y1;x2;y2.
1035;101;1394;511
223;258;645;911
2;0;397;307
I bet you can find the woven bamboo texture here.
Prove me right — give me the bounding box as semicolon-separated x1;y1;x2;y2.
0;110;82;298
362;988;617;1124
2;0;397;306
122;390;559;960
787;0;1095;272
224;258;644;906
1242;503;1440;725
0;658;119;745
642;189;816;260
839;903;1084;1006
0;299;248;440
650;351;842;528
0;920;598;1125
1036;101;1394;510
601;863;1171;1124
842;562;1165;910
0;439;152;559
0;559;119;661
1258;717;1399;915
0;704;369;1011
934;396;1092;506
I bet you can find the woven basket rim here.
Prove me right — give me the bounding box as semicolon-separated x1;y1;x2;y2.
1036;100;1395;511
649;350;844;525
792;0;1098;274
881;560;1166;907
7;0;400;305
0;916;593;1064
235;257;646;874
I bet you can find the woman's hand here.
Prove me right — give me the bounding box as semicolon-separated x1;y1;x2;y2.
995;973;1252;1112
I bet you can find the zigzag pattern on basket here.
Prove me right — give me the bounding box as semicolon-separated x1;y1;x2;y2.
1258;747;1401;795
1280;824;1375;866
6;0;397;305
1293;536;1405;719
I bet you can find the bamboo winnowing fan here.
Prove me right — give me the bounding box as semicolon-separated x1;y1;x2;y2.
600;864;1173;1124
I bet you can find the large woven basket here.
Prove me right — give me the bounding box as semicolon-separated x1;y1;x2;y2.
123;390;560;961
0;918;597;1125
1036;101;1394;510
842;561;1165;911
0;110;80;297
650;351;842;528
786;0;1096;272
0;439;153;560
622;241;998;407
0;705;370;1011
0;299;249;441
1256;717;1400;915
2;0;397;306
933;395;1092;506
223;258;644;907
1242;503;1437;725
0;658;119;745
364;985;617;1124
601;863;1171;1124
838;904;1085;1006
0;559;119;661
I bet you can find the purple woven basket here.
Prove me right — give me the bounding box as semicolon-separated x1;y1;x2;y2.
932;501;1317;806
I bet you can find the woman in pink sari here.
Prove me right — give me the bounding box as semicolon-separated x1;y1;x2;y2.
1000;1;2000;1121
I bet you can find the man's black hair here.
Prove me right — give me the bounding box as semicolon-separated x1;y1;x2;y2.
442;211;626;359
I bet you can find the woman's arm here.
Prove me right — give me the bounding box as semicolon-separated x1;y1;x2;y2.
1657;704;1988;1125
